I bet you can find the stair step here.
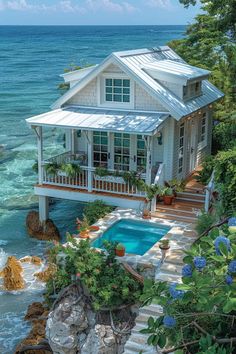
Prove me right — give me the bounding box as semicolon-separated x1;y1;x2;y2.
124;340;153;353
160;262;183;275
176;196;204;204
156;206;199;217
154;212;197;222
178;191;205;198
139;305;163;317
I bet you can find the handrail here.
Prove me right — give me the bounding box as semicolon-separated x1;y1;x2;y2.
204;170;215;212
151;163;165;212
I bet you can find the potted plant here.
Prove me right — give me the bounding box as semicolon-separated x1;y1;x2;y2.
45;162;61;176
115;243;125;257
89;225;100;232
159;239;170;250
161;187;174;205
164;179;185;197
77;216;90;239
60;163;82;177
142;208;151;219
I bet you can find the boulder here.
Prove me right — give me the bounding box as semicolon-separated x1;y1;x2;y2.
26;211;60;241
34;263;57;282
80;324;117;354
24;302;46;321
0;256;25;290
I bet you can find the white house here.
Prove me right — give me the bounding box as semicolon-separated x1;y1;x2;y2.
26;46;224;222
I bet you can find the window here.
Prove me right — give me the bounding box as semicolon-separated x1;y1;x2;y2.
114;133;130;171
93;132;108;168
105;78;130;103
137;135;147;172
183;81;202;100
178;123;185;174
199;113;207;143
183;86;188;99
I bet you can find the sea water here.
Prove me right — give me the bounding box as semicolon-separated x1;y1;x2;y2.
0;25;185;353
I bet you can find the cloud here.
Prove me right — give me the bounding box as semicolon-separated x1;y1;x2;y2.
86;0;137;13
147;0;172;9
0;0;86;13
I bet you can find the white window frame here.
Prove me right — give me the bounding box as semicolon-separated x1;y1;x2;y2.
178;122;185;176
98;73;134;109
198;112;208;150
183;81;202;100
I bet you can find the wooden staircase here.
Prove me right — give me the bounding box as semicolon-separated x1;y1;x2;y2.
152;176;205;224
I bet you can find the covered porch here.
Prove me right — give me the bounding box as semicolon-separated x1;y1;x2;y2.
27;106;169;199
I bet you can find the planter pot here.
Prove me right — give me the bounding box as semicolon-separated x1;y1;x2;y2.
159;245;170;251
79;230;90;239
163;195;174;205
142;214;151;220
115;248;125;257
89;225;100;232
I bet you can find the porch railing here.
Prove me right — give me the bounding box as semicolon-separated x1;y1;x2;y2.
204;170;215;212
151;163;165;212
41;152;146;197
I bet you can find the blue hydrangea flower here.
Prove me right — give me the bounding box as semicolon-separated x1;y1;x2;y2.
214;236;231;256
182;264;193;277
194;256;207;270
169;283;185;299
228;217;236;226
163;315;176;328
228;260;236;274
226;275;233;285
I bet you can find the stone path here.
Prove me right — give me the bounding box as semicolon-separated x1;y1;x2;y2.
123;222;198;354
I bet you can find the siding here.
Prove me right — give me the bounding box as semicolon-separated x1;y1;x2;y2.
158;79;183;99
104;63;124;74
196;108;212;165
172;120;181;179
134;83;168;111
67;78;97;106
163;117;175;180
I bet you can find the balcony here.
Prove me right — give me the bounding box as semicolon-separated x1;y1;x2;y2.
41;152;146;197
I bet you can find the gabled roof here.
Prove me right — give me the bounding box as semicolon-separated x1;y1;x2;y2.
26;106;169;135
52;46;224;120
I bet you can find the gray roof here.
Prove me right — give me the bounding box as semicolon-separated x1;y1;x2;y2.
26;106;169;135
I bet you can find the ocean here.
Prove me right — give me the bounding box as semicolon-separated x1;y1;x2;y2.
0;25;185;353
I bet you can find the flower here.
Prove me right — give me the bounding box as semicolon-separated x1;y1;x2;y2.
194;256;207;270
76;272;81;278
225;274;233;285
214;236;231;256
163;315;176;328
169;283;185;300
182;264;192;277
228;260;236;274
228;217;236;226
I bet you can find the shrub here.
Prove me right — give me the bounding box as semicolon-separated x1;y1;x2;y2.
140;223;236;353
213;113;236;152
83;200;113;225
195;155;215;185
195;211;216;235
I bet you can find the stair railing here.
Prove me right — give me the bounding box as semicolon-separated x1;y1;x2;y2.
204;170;215;212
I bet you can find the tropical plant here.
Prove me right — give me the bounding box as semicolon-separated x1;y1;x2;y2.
83;200;113;225
32;160;38;173
116;243;125;251
60;162;82;177
140;221;236;353
45;162;61;176
195;155;215;185
164;179;185;193
94;167;111;177
160;187;174;197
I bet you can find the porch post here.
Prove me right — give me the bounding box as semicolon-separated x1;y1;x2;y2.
71;129;76;155
39;195;49;222
87;130;93;192
36;126;43;185
145;136;153;185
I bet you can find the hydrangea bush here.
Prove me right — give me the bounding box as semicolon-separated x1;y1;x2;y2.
140;221;236;353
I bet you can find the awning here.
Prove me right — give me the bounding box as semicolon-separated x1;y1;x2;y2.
26;106;169;135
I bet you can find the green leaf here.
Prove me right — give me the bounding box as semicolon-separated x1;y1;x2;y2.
158;334;166;348
148;316;155;328
176;284;191;291
223;298;236;313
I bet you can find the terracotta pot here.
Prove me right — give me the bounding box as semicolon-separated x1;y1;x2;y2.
89;225;100;232
79;230;90;239
115;248;125;257
159;245;170;251
142;215;151;220
163;195;173;205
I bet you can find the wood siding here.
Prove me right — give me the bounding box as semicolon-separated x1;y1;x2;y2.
67;78;98;106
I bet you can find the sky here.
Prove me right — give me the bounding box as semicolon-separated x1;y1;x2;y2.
0;0;201;25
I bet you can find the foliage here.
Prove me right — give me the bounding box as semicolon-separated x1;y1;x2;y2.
58;63;94;93
214;148;236;214
195;155;215;185
195;211;217;235
140;221;236;353
32;160;38;173
77;215;90;232
45;162;61;176
46;237;142;310
213;114;236;152
144;184;160;202
116;243;125;251
160;187;174;197
60;162;82;177
83;200;113;225
164;179;185;193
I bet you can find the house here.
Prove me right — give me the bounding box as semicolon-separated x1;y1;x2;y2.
26;46;224;222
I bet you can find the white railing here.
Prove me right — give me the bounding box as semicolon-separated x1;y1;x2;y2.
151;163;165;212
43;167;88;190
204;170;215;212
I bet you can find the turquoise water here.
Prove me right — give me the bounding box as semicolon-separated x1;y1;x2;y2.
92;219;170;255
0;25;185;353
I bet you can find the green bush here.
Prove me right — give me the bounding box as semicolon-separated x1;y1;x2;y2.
213;113;236;152
46;237;142;310
195;155;215;185
195;212;216;235
83;200;113;225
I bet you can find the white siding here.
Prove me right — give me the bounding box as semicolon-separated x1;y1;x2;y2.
163;117;175;180
67;78;98;106
196;108;212;165
104;63;124;74
134;83;168;111
158;79;183;100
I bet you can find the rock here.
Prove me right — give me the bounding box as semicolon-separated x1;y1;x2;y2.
34;263;57;282
26;211;60;241
0;256;25;290
80;324;117;354
20;255;42;266
24;302;46;321
46;284;89;354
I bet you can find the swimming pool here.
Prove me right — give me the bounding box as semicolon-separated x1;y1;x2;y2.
92;219;171;256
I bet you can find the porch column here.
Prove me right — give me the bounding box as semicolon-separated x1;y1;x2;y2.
71;129;76;155
35;126;43;185
145;136;153;185
87;130;93;192
39;195;49;222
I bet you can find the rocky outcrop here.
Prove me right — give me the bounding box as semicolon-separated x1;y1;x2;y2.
20;255;42;266
26;211;60;241
46;283;128;354
0;256;25;290
34;263;57;282
24;302;46;321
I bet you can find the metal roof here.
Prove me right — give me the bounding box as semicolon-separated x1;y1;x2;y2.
26;106;169;135
143;60;210;84
50;46;224;120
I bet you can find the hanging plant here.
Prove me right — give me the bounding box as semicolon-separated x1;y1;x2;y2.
45;162;61;176
60;163;82;177
95;167;111;177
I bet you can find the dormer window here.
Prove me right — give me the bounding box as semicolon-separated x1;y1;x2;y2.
183;81;202;100
105;78;130;103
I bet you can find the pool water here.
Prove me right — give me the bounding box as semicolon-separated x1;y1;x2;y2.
92;219;171;256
